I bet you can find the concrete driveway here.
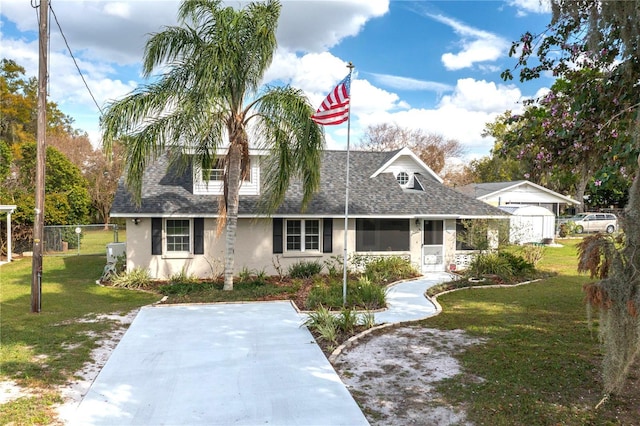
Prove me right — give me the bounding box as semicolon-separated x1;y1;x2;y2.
68;301;369;425
67;273;454;425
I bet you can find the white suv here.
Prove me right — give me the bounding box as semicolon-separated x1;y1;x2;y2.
570;213;618;234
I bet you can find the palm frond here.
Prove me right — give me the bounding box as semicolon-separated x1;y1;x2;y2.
252;85;324;214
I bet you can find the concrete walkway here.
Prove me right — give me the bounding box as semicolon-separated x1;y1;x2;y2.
67;273;453;425
374;272;452;324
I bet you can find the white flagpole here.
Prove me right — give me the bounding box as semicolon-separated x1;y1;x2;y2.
342;62;354;307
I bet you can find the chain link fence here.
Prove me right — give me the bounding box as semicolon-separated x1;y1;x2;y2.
43;224;122;256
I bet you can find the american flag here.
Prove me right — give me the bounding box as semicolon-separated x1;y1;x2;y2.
311;73;351;125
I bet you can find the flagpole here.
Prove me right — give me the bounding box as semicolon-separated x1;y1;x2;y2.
342;62;354;307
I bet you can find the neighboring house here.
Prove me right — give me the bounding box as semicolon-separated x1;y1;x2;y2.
455;180;581;216
110;147;509;279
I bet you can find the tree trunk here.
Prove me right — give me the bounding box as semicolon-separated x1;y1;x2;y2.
223;142;243;291
574;165;589;213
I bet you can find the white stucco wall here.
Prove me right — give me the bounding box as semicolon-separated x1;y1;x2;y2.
126;217;354;279
124;217;432;279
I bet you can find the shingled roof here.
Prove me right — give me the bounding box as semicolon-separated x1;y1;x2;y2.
455;180;581;205
110;150;508;218
455;181;529;198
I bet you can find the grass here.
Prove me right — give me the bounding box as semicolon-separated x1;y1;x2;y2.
78;227;124;255
2;239;637;424
0;254;158;424
421;241;639;425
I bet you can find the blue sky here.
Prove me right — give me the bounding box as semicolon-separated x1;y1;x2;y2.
0;0;554;160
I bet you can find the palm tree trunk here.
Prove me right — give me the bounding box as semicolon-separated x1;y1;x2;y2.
223;142;243;291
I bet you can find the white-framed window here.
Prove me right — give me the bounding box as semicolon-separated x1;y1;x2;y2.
396;171;409;185
201;158;224;181
201;158;251;182
286;219;320;252
166;219;191;252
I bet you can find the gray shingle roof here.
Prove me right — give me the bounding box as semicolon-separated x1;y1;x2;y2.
111;150;508;218
455;181;528;198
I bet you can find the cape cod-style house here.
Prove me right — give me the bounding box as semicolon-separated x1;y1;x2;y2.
110;147;509;279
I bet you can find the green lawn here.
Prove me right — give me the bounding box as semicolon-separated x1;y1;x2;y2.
422;241;639;425
0;253;158;425
1;239;637;425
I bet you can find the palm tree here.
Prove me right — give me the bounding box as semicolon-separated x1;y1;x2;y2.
101;0;324;290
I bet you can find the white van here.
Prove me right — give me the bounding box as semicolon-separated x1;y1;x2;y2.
570;213;618;234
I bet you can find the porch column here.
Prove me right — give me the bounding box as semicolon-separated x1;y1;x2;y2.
1;205;16;263
6;210;12;262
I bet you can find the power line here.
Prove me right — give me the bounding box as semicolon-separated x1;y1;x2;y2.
49;2;104;115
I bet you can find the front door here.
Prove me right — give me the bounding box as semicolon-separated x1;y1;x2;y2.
422;220;445;272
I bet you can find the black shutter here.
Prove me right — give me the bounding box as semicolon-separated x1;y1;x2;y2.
273;218;283;254
194;218;204;255
322;218;333;253
151;218;162;255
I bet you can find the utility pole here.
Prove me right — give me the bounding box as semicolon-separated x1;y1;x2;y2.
32;0;48;313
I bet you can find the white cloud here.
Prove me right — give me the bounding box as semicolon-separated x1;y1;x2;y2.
369;73;454;93
0;0;533;158
425;13;510;70
508;0;551;16
264;50;352;95
352;78;527;157
277;0;389;52
439;78;524;113
1;1;391;147
103;2;132;19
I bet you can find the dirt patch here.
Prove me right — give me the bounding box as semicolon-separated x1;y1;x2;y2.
54;310;140;423
333;325;486;426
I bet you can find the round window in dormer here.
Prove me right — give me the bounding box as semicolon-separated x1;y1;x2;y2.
396;171;409;185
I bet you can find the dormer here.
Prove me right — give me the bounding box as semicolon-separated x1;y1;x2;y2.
370;147;443;190
193;153;261;195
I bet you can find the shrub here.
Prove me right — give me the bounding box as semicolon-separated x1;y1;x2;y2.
236;267;268;285
114;254;127;274
336;308;359;334
351;276;386;310
111;267;152;289
498;251;536;276
363;255;418;283
303;306;370;346
323;255;344;277
238;267;253;283
253;269;268;286
303;306;338;345
467;252;513;278
305;280;342;310
558;222;569;237
519;244;545;266
157;269;203;295
358;311;376;328
288;260;322;278
305;276;386;310
168;269;200;285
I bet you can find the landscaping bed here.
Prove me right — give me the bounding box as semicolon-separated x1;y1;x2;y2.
105;256;420;311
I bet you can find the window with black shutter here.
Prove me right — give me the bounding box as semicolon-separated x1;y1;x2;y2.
323;218;333;253
194;218;204;254
273;218;283;254
151;218;162;255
